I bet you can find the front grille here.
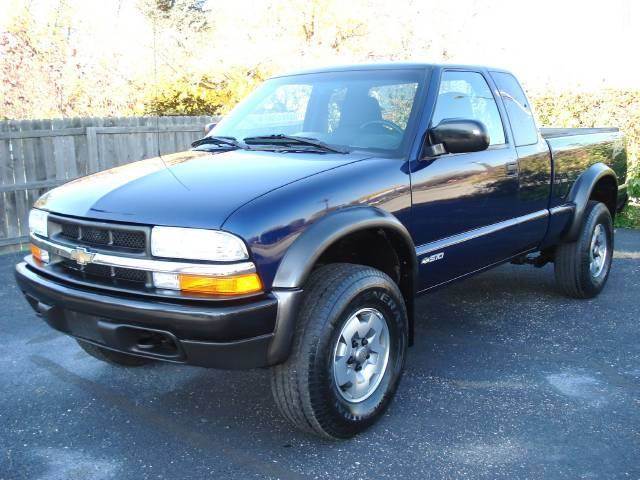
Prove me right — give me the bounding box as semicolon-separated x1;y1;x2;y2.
112;230;145;250
55;219;146;252
114;267;147;283
47;215;151;289
61;222;80;239
61;259;148;285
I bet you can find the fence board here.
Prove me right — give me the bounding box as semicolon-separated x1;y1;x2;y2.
0;127;86;140
0;115;217;251
23;119;41;226
38;119;57;193
1;120;19;241
143;117;157;160
71;117;88;177
0;121;11;240
0;179;64;193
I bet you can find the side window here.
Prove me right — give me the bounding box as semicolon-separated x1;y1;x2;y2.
432;71;506;146
490;72;538;146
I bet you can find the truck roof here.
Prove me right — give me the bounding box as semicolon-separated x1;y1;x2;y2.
273;62;513;78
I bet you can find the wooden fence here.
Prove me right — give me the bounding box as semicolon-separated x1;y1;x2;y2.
0;116;217;251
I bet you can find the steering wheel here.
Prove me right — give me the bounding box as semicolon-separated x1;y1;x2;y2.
359;119;404;135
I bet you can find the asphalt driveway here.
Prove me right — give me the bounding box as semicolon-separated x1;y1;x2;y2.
1;230;639;479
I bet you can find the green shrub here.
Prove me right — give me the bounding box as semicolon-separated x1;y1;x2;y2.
531;89;640;198
143;67;267;116
615;203;640;229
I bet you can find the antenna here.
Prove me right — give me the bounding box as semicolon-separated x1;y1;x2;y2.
152;15;161;159
152;14;189;190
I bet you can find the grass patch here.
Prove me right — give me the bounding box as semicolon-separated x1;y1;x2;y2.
615;201;640;229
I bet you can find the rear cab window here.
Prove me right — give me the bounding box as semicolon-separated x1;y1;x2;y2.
490;71;539;146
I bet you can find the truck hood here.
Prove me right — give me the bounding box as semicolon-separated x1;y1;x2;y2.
35;149;368;229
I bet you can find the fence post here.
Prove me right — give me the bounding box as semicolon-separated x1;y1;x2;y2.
86;126;99;173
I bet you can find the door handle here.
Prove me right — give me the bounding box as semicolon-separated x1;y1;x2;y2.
505;162;518;175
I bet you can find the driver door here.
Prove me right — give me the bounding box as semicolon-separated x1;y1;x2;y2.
410;69;523;291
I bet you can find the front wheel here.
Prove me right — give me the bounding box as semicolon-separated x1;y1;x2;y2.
271;263;408;439
554;200;614;298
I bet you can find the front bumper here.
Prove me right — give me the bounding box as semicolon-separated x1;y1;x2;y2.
15;261;302;369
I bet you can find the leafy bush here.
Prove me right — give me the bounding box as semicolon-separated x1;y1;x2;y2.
615;203;640;229
142;67;267;116
628;173;640;198
531;89;640;198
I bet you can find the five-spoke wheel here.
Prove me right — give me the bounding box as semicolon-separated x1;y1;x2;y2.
589;224;608;277
271;263;407;439
332;308;390;403
555;200;613;298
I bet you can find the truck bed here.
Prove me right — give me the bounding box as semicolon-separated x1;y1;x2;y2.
540;127;619;139
540;127;627;207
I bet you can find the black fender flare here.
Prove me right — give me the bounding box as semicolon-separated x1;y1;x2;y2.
267;207;417;364
564;163;617;241
272;206;417;289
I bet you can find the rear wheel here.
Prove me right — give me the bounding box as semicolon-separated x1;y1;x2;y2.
271;263;408;439
76;339;154;367
554;200;613;298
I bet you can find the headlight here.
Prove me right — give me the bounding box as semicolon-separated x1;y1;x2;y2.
151;226;249;261
29;209;48;237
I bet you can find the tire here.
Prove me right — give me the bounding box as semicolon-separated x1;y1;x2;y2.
554;200;614;299
76;339;154;367
270;263;408;439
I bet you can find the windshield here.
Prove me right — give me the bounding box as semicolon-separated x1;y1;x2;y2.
210;69;426;154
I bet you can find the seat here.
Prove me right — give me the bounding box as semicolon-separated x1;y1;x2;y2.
336;93;383;132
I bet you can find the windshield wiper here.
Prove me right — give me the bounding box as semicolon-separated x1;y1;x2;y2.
191;136;246;149
243;134;349;154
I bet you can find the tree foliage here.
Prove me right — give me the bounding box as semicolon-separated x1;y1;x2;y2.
142;67;267;116
531;89;640;196
0;0;637;191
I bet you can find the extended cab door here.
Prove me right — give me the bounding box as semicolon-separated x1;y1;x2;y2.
410;68;546;291
489;70;552;221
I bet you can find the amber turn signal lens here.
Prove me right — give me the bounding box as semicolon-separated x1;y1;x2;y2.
178;273;262;296
30;244;46;264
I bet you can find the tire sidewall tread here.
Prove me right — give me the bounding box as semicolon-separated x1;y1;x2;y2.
271;263;408;439
554;201;613;299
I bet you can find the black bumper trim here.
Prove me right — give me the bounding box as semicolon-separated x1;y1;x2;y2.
15;262;281;369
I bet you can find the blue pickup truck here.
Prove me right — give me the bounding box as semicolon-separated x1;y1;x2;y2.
16;63;628;439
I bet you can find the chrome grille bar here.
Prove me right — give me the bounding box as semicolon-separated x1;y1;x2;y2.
30;235;256;277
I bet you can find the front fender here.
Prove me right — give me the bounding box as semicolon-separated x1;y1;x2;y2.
265;206;417;364
272;206;416;289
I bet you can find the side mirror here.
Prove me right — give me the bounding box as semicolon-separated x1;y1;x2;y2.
204;122;217;136
423;119;489;158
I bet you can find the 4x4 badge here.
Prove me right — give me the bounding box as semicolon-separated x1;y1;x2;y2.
69;247;96;266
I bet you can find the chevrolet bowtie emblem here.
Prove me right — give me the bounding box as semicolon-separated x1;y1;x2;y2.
70;247;96;266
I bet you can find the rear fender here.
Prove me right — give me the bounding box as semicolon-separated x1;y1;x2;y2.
564;163;617;242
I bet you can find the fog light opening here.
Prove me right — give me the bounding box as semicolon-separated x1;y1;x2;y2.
135;332;178;356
